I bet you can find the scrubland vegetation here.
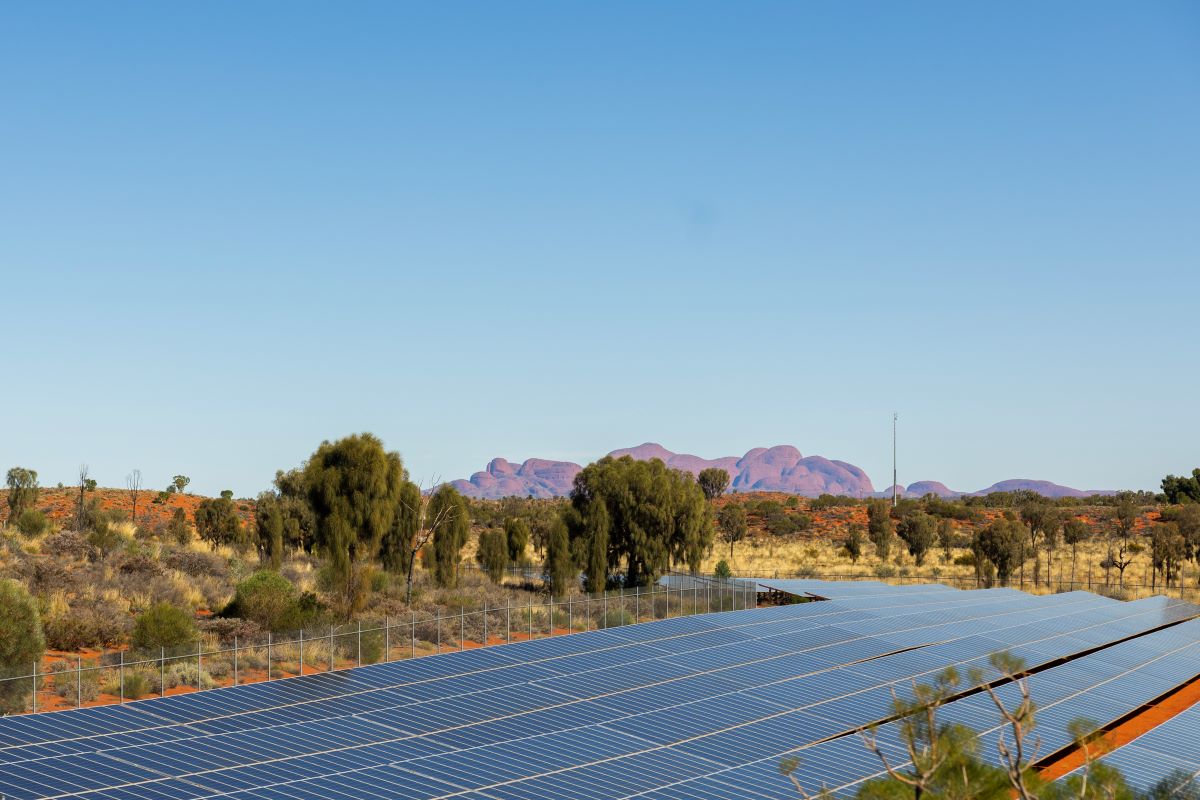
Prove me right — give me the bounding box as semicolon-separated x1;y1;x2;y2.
1;448;1198;715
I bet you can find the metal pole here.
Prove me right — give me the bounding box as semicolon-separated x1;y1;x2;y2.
299;628;304;676
437;609;441;653
528;598;532;640
234;637;239;686
197;641;202;690
160;647;165;697
267;632;272;680
635;586;639;622
506;603;511;643
120;650;124;703
569;596;573;632
459;608;464;651
483;604;487;645
329;625;334;671
411;612;416;659
357;620;362;666
604;590;608;627
76;656;81;708
32;662;37;713
385;616;389;663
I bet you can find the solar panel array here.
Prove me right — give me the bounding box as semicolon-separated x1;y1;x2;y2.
0;585;1196;800
1066;689;1200;792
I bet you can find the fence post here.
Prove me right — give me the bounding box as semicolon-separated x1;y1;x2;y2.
412;612;416;659
32;661;37;713
528;598;532;640
384;616;389;663
635;586;639;622
459;608;464;651
160;647;165;697
569;596;573;632
437;609;441;652
506;603;511;643
197;640;202;691
603;590;608;627
234;637;239;686
549;599;554;636
357;620;362;665
267;632;272;681
119;650;124;704
329;625;334;671
76;656;81;709
483;604;488;645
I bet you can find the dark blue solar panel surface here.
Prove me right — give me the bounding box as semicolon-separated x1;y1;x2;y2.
0;585;1196;800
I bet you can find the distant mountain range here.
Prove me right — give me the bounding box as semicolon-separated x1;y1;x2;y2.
448;443;1115;500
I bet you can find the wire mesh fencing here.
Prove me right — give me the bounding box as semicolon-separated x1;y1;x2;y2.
0;579;757;716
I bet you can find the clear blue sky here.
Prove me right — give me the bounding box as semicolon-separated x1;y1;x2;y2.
2;2;1197;497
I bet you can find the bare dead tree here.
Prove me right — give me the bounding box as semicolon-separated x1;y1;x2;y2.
402;478;456;605
126;469;142;526
859;672;959;800
975;652;1041;800
76;464;89;531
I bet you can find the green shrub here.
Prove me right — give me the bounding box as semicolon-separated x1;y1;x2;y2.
0;579;45;712
123;671;151;700
44;605;130;650
16;508;50;537
602;609;635;628
873;564;897;579
713;560;733;580
226;571;301;632
132;603;198;652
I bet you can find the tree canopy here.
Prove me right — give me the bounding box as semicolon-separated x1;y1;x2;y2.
697;468;730;501
562;455;714;587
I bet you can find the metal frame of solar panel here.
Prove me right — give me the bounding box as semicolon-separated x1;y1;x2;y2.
0;587;1195;800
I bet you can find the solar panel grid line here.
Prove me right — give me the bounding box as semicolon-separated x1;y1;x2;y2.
7;597;1161;800
11;594;1200;800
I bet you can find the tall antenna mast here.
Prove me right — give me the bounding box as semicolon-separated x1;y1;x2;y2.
892;412;898;507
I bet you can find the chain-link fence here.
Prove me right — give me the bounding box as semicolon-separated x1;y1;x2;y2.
0;579;756;716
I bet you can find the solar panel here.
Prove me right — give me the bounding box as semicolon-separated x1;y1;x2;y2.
0;586;1195;800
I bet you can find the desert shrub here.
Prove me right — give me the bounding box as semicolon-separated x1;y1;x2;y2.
51;660;100;705
132;603;198;652
41;530;93;560
783;495;799;508
809;494;860;510
44;603;131;650
27;559;76;597
226;571;302;632
713;560;733;580
792;565;819;579
16;508;50;537
199;617;261;646
162;549;227;579
168;661;213;690
0;579;45;712
476;530;508;583
118;551;163;578
370;570;389;593
123;671;152;700
601;609;635;628
873;564;897;579
954;552;977;567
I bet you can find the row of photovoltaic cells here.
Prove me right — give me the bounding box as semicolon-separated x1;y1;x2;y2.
634;609;1200;800
1067;682;1200;792
0;588;1195;800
